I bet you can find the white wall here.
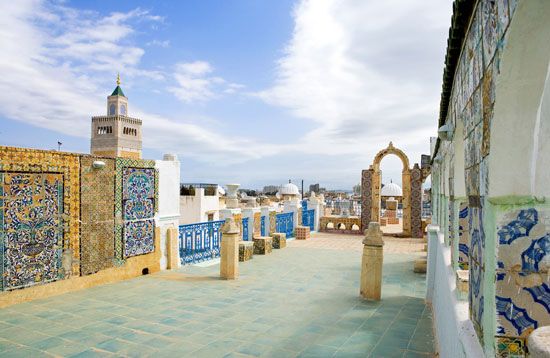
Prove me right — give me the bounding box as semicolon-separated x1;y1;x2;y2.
426;225;484;358
155;155;181;270
179;188;220;225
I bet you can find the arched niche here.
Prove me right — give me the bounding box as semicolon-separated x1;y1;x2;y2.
488;1;550;198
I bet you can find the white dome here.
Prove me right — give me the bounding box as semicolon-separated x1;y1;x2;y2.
381;182;402;197
279;183;300;195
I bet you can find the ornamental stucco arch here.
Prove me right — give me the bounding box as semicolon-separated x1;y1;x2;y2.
361;142;422;237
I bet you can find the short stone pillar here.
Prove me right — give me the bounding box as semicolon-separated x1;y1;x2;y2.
220;218;240;280
360;222;384;301
166;227;180;269
528;326;550;357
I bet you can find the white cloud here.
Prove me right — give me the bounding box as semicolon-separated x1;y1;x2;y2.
147;39;170;48
258;0;452;169
167;61;244;103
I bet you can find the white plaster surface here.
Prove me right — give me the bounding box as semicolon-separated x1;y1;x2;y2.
489;1;550;197
155;157;181;270
179;188;220;225
426;225;484;358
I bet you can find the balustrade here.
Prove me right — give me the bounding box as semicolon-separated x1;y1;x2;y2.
179;220;224;265
276;212;294;238
302;209;315;231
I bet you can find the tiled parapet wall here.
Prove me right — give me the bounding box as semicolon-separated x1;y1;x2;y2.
0;146;81;288
441;0;520;353
494;206;550;356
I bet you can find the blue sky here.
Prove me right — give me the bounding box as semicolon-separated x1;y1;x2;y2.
0;0;452;190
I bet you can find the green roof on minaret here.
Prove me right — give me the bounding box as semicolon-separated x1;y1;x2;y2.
111;73;126;97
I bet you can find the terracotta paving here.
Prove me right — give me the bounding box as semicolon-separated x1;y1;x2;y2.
0;232;434;358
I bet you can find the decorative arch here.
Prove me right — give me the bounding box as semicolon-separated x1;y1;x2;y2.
361;142;423;237
372;142;410;170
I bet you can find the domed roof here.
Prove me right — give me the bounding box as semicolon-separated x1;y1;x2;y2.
381;182;402;197
279;183;300;195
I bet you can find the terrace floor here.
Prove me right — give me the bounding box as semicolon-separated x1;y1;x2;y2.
0;233;435;358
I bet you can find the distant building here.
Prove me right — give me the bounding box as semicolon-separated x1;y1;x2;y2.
262;185;279;194
179;183;220;224
309;183;326;194
309;183;320;193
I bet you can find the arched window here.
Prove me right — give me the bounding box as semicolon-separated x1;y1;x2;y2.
109;104;116;115
120;104;126;115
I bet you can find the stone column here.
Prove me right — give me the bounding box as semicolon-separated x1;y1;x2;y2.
360;222;384;301
166;226;180;269
220;218;239;280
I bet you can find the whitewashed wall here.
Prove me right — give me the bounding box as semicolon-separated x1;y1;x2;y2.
426;225;483;358
155;154;181;270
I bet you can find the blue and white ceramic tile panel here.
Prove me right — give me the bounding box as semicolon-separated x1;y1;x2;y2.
458;202;470;270
0;173;64;291
122;167;156;258
495;208;550;343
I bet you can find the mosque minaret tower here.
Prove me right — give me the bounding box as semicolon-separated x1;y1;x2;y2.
90;74;142;158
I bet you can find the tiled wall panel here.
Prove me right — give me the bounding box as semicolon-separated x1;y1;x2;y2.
80;157;115;275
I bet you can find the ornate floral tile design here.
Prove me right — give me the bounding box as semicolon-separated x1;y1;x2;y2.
0;146;80;279
0;172;63;290
115;158;157;260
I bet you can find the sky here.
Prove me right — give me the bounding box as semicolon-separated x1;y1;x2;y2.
0;0;453;190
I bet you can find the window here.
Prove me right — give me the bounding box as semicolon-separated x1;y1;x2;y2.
123;127;137;136
109;104;116;115
207;213;214;222
120;104;126;115
97;126;112;134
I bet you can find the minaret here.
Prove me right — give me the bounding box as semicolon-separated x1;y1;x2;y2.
90;74;142;159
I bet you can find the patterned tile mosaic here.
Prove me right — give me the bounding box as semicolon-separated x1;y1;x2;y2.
458;202;470;270
361;169;373;231
123;219;155;258
115;158;157;260
0;146;80;278
80;157;115;275
496;336;526;358
469;258;485;345
0;172;63;290
410;165;423;238
495;207;550;348
496;209;547;272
